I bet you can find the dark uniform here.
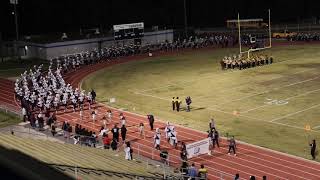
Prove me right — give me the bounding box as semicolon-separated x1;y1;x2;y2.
147;114;155;130
310;139;317;160
175;97;181;112
172;97;175;111
185;96;192;112
228;136;236;156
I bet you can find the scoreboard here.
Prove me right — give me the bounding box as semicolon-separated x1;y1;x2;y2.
113;22;144;40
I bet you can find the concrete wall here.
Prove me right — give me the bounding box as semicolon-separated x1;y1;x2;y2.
22;29;174;60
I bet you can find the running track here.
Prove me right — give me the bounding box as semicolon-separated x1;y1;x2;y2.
1;42;320;179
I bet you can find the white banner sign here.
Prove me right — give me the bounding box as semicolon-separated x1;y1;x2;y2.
186;138;210;159
113;22;144;31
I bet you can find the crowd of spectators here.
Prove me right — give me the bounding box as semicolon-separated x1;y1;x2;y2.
288;32;320;41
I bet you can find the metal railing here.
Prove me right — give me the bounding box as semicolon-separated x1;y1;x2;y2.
5;126;239;180
0;103;22;117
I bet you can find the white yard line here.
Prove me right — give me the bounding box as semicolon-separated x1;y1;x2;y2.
132;89;320;133
270;103;320;122
313;125;320;129
215;74;320;106
243;87;320;113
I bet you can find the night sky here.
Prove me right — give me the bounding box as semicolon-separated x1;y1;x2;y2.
1;0;320;38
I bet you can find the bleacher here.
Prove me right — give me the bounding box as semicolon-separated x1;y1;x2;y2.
0;133;167;180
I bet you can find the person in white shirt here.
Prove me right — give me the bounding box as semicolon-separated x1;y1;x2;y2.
165;122;172;142
92;108;97;123
79;107;84;120
107;109;112;123
170;127;178;148
22;107;27;122
154;128;161;150
124;142;132;160
138;123;145;139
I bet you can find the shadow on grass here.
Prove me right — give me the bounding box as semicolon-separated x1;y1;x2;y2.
0;145;72;180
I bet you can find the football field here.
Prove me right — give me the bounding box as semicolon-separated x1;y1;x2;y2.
82;44;320;160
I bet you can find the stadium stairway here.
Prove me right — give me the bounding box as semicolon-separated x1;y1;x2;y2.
0;133;168;180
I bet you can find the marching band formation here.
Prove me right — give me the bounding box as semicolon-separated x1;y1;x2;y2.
220;53;274;70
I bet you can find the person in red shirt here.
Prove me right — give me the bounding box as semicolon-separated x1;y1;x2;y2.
103;133;111;149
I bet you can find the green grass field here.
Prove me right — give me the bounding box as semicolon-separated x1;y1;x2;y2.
0;111;21;128
82;44;320;160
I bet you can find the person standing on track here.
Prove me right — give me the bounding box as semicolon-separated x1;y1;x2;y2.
91;89;96;104
138;122;145;139
214;129;220;148
154;128;161;150
310;139;317;160
121;124;127;142
111;124;120;142
147;114;155;130
228;136;237;156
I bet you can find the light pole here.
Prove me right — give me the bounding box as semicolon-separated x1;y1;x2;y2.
183;0;188;37
10;0;20;59
10;0;19;41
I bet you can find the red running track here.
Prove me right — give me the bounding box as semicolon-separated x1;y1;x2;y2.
1;45;320;179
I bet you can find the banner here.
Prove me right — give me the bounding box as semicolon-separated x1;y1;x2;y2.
186;138;210;159
113;22;144;31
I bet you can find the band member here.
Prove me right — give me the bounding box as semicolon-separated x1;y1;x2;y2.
172;97;175;111
154;128;161;150
165;122;172;142
310;139;317;160
170;127;178;148
175;97;181;112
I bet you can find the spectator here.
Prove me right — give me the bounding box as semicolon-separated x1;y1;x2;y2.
185;96;192;112
310;139;317;160
147;114;155;130
198;164;208;180
121;124;127;142
103;133;111;149
124;142;132;160
91;132;97;148
160;150;169;165
22;107;27;122
111;124;120;142
209;118;215;130
250;176;256;180
234;173;240;180
262;175;267;180
138;122;145;139
51;123;56;136
180;161;189;176
62;120;69;138
187;163;198;180
91;108;97;123
214;129;220;148
228;136;237;156
111;138;118;151
91;89;96;103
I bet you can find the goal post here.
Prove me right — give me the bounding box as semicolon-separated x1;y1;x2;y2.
237;9;272;59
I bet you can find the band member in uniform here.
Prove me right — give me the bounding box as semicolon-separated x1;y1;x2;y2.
154;128;161;150
176;97;181;112
172;97;175;111
310;139;317;160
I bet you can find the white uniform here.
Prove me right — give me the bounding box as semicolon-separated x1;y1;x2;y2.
124;147;132;160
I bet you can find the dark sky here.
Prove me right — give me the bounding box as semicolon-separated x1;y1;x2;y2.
1;0;320;38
